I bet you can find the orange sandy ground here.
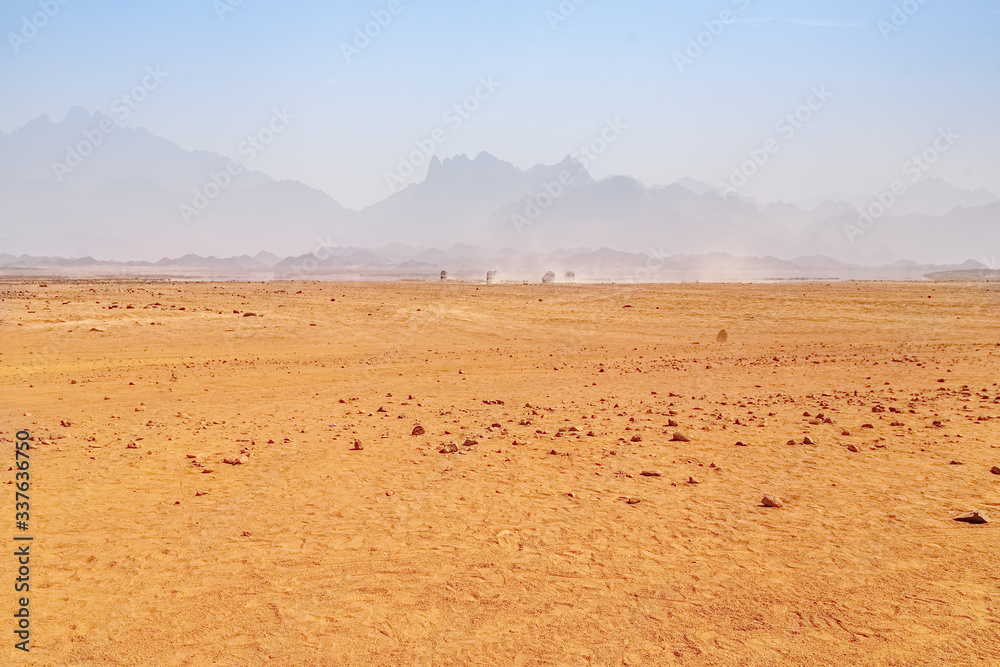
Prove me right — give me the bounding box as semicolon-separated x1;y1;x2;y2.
2;280;999;666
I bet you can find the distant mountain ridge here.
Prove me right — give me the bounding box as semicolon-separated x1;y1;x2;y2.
1;107;998;265
0;247;987;283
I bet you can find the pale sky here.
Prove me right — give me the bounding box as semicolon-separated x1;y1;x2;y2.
2;0;998;209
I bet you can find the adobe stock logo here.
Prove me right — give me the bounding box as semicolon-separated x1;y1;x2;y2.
383;76;501;192
179;108;295;224
843;126;959;244
716;85;833;195
340;0;414;63
51;66;170;183
7;0;72;53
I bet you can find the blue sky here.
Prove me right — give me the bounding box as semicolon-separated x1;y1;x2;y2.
2;0;998;208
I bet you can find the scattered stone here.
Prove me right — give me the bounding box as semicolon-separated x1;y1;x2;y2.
630;435;642;442
377;406;387;413
195;490;208;497
126;442;138;449
808;418;822;425
60;420;72;427
786;440;796;446
671;432;691;442
761;495;783;508
846;444;860;453
640;471;661;477
667;419;679;427
351;439;364;451
626;497;642;505
841;429;851;436
953;511;989;524
439;444;458;454
949;460;963;465
411;425;425;436
991;466;1000;475
586;431;596;437
242;312;257;317
862;423;874;429
716;329;728;343
735;441;748;447
223;455;249;465
462;439;478;447
803;436;816;445
687;476;699;485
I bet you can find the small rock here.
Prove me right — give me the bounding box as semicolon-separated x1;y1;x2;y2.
671;432;691;442
242;312;257;317
991;466;1000;475
630;435;642;442
809;418;822;425
803;436;816;445
439;444;458;454
351;439;364;451
667;419;679;427
60;420;72;427
846;444;860;453
862;423;874;429
716;329;728;343
411;425;425;436
841;429;851;436
735;441;748;447
761;495;783;508
687;476;699;485
640;471;661;477
786;439;797;446
949;460;963;465
953;511;989;524
462;439;478;447
626;497;642;505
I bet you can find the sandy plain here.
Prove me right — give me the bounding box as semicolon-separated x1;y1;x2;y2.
2;280;999;666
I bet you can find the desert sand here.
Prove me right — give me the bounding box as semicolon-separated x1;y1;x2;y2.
3;280;999;666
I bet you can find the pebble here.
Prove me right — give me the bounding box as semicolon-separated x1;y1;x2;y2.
761;496;783;508
439;444;458;454
803;436;816;445
351;439;364;451
687;476;699;485
411;425;425;436
716;329;728;343
953;511;989;524
841;429;852;436
671;432;691;442
626;497;642;505
846;444;860;453
735;441;748;447
667;419;679;427
990;466;1000;475
640;471;661;477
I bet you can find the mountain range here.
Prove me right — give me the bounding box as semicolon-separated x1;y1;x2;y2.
1;107;997;268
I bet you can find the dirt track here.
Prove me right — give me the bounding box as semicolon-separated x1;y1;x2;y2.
3;280;999;666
